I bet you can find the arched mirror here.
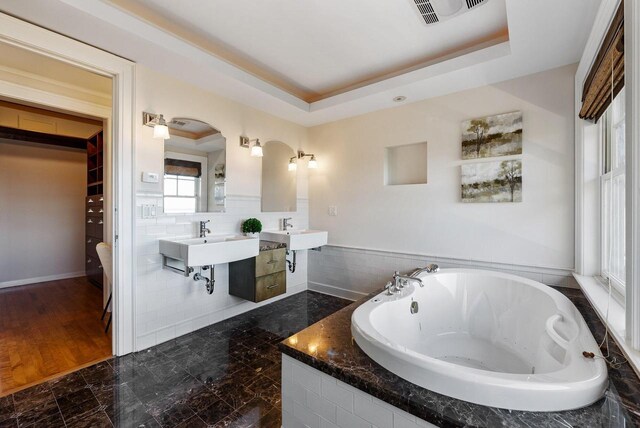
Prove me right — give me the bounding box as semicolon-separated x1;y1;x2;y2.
163;118;226;213
261;141;296;212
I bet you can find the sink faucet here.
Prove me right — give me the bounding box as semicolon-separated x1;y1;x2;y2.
199;220;211;238
386;271;423;295
282;218;293;231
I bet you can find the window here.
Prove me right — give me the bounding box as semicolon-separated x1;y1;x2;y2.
600;89;625;293
164;174;199;214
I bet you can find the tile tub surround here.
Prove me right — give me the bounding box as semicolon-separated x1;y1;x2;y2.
309;245;577;301
0;291;351;427
136;194;310;350
279;287;640;427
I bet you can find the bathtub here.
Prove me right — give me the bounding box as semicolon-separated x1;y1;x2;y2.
351;269;608;411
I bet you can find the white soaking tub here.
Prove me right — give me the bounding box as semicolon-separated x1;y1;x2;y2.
351;269;608;411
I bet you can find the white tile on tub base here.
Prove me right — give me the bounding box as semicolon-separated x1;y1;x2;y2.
281;354;437;428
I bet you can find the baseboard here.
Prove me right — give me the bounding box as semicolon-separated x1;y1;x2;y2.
0;271;86;289
136;282;309;351
308;281;364;301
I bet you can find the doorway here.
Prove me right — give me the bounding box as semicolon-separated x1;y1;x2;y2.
0;12;136;366
0;61;114;395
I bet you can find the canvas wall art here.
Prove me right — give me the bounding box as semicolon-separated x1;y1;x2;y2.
461;159;522;203
461;111;523;159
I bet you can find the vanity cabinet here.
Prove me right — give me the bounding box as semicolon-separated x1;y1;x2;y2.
229;243;287;302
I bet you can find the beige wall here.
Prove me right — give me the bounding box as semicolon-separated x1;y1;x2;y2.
308;64;577;270
0;140;87;287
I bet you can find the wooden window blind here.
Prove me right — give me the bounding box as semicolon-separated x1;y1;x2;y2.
164;158;202;177
579;2;624;123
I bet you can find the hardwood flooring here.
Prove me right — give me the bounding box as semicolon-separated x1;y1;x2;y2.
0;277;111;396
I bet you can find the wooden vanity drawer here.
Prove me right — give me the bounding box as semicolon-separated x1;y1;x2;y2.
255;248;286;277
255;271;286;302
228;244;287;303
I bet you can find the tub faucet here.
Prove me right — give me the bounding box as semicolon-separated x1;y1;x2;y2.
199;220;211;238
393;271;423;290
409;264;440;280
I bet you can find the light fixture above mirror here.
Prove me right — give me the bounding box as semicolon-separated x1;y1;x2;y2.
297;150;318;169
239;136;264;157
143;112;171;140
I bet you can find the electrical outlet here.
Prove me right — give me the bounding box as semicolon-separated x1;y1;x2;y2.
328;206;338;216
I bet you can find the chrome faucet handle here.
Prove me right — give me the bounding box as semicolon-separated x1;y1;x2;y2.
384;281;395;296
393;271;404;289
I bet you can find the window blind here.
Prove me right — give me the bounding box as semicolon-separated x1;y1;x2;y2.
164;158;202;177
579;3;624;123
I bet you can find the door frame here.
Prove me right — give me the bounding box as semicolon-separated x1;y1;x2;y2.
0;13;136;355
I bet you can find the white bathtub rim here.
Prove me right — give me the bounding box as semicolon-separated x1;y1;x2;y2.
351;268;608;412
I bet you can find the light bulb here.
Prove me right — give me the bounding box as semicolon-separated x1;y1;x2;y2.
308;155;318;169
152;114;170;140
288;159;297;171
153;123;170;140
251;140;263;157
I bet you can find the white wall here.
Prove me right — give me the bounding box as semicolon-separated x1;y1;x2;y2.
134;66;312;350
0;140;86;287
308;64;577;298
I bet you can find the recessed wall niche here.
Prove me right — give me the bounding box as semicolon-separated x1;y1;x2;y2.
384;142;428;186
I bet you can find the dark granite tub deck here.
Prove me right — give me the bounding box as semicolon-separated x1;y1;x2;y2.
279;287;640;427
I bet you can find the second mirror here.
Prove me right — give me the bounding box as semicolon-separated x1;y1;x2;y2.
261;141;296;212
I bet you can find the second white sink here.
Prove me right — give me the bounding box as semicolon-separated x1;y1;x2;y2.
260;229;328;251
160;235;259;267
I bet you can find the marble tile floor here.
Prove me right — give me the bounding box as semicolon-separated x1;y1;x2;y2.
0;291;351;427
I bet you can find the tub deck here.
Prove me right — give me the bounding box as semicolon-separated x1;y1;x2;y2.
279;286;640;427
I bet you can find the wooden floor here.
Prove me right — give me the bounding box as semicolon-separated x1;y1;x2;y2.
0;276;111;396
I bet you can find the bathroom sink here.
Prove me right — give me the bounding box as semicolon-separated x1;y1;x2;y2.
260;229;328;251
159;235;259;267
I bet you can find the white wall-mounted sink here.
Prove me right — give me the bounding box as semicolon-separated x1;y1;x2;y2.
260;229;328;251
160;235;259;267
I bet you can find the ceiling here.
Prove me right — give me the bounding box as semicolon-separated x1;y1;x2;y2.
0;0;601;126
106;0;508;102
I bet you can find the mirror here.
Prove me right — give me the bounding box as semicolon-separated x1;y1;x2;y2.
163;118;226;214
261;141;297;212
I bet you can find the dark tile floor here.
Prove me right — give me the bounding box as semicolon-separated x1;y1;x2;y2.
0;291;351;428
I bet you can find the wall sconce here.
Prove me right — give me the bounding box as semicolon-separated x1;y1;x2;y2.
288;156;297;171
143;112;170;140
239;136;263;157
298;150;318;169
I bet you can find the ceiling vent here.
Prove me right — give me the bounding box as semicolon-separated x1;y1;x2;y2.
412;0;490;26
